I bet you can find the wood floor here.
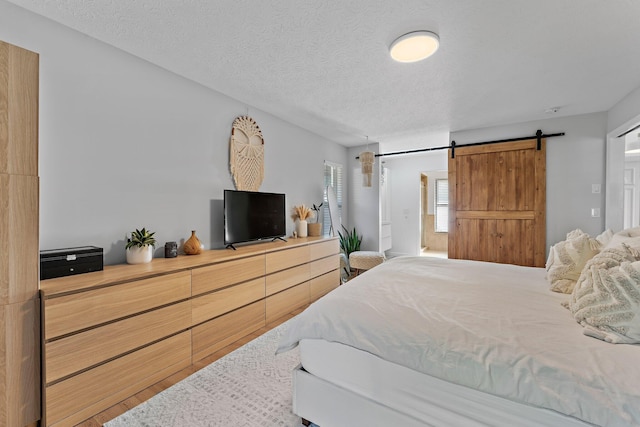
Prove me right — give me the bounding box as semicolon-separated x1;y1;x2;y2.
75;305;308;426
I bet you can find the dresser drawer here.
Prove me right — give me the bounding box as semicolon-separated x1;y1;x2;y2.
191;278;265;325
309;239;339;261
192;254;264;296
265;263;310;296
310;269;340;302
43;271;191;340
191;300;265;362
266;245;310;274
266;282;309;324
45;331;192;427
45;300;191;384
310;253;339;279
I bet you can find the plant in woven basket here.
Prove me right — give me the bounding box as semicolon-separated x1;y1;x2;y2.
311;203;323;223
338;225;361;257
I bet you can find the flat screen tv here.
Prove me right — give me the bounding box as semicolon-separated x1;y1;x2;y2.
224;190;287;249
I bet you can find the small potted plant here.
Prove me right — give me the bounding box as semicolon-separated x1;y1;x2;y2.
308;202;323;236
125;227;156;264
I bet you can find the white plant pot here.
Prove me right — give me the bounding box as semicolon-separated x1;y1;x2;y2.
296;219;308;238
126;246;154;264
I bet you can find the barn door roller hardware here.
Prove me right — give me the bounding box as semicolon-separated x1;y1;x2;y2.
449;129;564;158
355;129;565;160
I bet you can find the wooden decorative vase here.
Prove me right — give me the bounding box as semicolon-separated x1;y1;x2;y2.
183;230;203;255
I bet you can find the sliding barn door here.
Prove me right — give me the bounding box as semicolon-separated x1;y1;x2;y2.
448;139;546;267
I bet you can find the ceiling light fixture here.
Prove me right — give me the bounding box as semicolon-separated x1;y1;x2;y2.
390;31;440;63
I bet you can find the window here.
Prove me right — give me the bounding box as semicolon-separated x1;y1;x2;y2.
323;161;343;235
435;178;448;232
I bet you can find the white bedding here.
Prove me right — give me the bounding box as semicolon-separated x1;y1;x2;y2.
278;256;640;426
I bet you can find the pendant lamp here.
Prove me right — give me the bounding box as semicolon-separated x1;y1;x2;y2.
359;150;375;187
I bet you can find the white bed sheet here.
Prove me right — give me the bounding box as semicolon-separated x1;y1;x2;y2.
299;338;590;427
278;256;640;426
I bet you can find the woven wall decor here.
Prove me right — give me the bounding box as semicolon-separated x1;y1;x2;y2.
229;116;264;191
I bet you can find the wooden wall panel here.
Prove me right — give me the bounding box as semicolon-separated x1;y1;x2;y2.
0;174;39;305
0;39;40;427
0;299;40;427
0;41;39;176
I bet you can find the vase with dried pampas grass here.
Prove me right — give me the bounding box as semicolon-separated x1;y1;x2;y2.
291;205;312;238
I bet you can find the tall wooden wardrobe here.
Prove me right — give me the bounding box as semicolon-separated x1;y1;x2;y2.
0;40;41;426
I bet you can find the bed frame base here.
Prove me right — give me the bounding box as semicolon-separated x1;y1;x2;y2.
292;364;592;427
293;365;430;427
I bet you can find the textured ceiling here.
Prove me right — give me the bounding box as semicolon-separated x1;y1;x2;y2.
8;0;640;147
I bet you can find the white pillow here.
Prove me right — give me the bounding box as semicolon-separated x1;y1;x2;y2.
545;229;601;294
569;245;640;344
604;227;640;251
595;228;614;246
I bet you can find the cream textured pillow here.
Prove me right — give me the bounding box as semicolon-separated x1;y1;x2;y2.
545;229;601;294
604;227;640;251
569;245;640;344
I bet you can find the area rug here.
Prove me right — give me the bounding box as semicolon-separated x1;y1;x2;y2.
104;321;303;427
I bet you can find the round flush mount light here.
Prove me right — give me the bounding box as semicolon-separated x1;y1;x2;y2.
390;31;440;63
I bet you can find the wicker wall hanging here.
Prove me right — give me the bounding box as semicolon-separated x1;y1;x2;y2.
229;115;264;191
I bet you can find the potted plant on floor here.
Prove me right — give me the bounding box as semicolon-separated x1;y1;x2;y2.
126;227;156;264
338;225;362;277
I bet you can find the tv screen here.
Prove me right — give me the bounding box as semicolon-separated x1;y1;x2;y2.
224;190;286;248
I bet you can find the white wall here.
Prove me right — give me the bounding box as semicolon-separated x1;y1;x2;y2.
608;84;640;133
451;112;608;249
0;1;347;264
347;144;380;251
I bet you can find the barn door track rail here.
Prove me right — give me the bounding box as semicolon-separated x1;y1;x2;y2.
355;129;565;159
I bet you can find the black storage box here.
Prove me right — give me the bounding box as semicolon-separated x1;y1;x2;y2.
40;246;104;280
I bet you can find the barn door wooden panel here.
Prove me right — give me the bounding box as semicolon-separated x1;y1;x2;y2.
448;139;545;267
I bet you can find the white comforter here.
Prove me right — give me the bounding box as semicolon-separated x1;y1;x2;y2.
277;256;640;427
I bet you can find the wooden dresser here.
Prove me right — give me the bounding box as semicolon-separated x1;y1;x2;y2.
40;237;340;427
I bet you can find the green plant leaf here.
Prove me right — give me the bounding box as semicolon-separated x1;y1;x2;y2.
125;226;157;249
338;225;362;257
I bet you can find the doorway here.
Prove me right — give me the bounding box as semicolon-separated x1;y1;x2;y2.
606;116;640;231
420;171;448;258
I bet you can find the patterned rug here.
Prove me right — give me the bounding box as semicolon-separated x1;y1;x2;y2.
105;321;303;427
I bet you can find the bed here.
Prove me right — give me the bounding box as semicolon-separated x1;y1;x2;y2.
277;255;640;427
